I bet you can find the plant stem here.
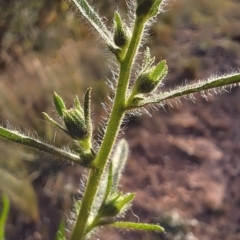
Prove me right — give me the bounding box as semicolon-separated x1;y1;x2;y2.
0;126;80;163
70;17;146;240
135;72;240;108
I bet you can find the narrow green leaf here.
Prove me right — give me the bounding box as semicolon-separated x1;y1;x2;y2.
42;112;68;134
102;163;113;203
55;219;66;240
111;139;129;192
72;0;116;49
0;194;10;240
149;60;168;82
142;47;154;71
74;95;84;115
114;192;135;212
111;221;165;232
0;126;81;164
114;11;122;27
53;92;66;117
83;88;93;138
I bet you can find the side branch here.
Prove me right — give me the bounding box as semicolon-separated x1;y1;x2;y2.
132;72;240;108
0;126;81;164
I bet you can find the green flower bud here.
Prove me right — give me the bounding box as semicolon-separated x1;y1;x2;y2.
135;60;168;94
99;192;135;218
136;72;157;94
113;11;130;48
136;0;163;19
111;11;131;61
47;91;94;157
63;108;89;140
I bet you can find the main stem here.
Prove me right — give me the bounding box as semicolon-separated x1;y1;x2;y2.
70;17;145;240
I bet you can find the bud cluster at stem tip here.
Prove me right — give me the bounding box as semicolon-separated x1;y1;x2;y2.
126;47;168;108
110;11;131;61
136;0;163;20
113;11;130;48
43;88;94;164
55;89;92;143
135;59;167;94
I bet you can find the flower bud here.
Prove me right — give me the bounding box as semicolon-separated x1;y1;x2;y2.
113;11;130;48
111;11;131;61
135;60;168;94
136;0;163;20
99;192;135;218
63;108;89;140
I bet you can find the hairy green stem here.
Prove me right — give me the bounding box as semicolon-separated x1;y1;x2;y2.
0;126;80;163
70;17;146;240
135;72;240;108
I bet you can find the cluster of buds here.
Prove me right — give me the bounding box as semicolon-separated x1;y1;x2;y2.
98;191;135;218
127;47;168;107
110;0;164;61
135;59;167;94
136;0;163;20
43;88;94;165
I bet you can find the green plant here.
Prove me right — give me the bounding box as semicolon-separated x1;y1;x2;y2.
0;194;10;240
1;0;240;239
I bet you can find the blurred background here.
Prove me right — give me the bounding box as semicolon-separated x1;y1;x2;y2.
1;0;240;239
